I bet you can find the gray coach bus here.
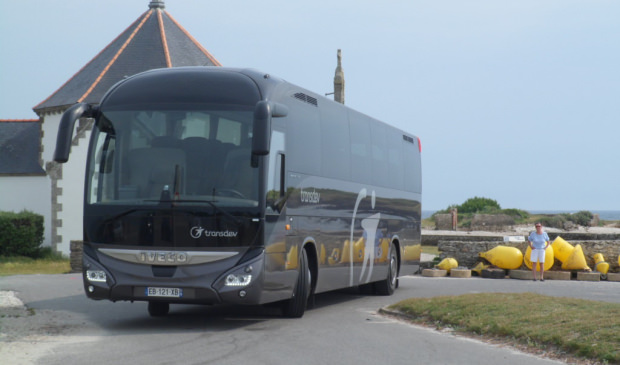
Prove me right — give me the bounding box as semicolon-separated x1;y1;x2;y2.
54;67;422;318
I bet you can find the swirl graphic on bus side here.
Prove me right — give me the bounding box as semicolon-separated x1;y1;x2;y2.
348;189;380;286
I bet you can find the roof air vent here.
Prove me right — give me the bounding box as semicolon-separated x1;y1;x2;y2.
293;92;318;107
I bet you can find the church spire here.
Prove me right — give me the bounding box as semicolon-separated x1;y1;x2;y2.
334;49;345;104
149;0;165;9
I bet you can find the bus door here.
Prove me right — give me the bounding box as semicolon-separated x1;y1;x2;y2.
264;130;288;274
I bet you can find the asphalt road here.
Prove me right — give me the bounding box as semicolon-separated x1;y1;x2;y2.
2;273;619;365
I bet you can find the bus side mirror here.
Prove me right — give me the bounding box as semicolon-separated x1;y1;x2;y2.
53;102;91;163
252;101;272;156
271;102;288;118
252;101;288;157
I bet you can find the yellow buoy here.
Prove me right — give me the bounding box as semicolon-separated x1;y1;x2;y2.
341;238;365;263
479;246;523;270
319;244;327;265
354;237;365;262
561;244;590;270
266;241;286;266
328;248;340;265
436;257;458;273
593;253;610;275
471;262;489;276
285;245;298;269
551;236;573;263
524;245;554;271
340;240;353;263
377;239;390;262
403;244;421;261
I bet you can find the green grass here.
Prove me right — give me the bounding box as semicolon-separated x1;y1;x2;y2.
388;293;620;364
421;246;440;256
0;255;70;276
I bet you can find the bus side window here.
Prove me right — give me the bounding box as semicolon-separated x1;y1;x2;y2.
403;137;421;193
386;128;404;190
349;111;372;185
370;122;387;187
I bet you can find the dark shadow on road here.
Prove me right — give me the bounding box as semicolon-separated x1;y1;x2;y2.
22;286;370;335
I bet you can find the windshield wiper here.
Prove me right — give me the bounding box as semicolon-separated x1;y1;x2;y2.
170;199;241;224
101;207;153;224
102;200;241;225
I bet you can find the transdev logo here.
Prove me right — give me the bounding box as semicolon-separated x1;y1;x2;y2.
190;226;239;239
300;188;320;204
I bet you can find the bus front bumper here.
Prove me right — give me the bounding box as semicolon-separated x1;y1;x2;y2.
81;251;265;305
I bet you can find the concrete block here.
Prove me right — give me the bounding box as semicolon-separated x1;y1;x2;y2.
422;269;447;277
577;271;600;282
450;268;471;278
605;272;620;282
509;270;531;280
509;270;571;281
543;271;571;281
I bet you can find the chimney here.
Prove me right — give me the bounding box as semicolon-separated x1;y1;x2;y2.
334;49;345;104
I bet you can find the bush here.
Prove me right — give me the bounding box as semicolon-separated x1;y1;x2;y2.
539;215;567;229
457;197;501;214
501;208;529;221
0;210;44;257
567;211;594;226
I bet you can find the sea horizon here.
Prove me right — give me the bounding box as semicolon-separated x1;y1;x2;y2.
421;210;620;221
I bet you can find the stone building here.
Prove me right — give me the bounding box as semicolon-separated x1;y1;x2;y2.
1;1;346;256
0;119;48;237
32;0;221;255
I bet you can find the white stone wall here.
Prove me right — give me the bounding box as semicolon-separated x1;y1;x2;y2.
55;135;89;256
41;112;61;163
40;112;91;256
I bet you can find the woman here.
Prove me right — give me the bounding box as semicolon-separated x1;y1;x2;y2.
528;223;550;281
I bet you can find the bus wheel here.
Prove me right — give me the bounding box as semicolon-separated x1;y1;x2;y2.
375;243;398;296
282;248;310;318
148;301;170;317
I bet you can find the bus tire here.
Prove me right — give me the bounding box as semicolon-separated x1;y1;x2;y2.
282;248;310;318
375;243;398;296
148;301;170;317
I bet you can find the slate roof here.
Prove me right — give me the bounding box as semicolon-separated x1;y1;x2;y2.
34;1;221;114
0;119;45;175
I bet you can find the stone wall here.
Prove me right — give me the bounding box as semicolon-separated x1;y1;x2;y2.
438;239;620;271
434;214;453;230
470;214;515;231
438;240;507;268
70;240;83;273
423;232;620;246
422;234;501;246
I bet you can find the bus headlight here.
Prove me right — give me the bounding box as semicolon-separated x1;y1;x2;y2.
215;257;262;294
225;273;252;287
86;270;107;283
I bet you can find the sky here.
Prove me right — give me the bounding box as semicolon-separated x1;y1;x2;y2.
1;0;619;211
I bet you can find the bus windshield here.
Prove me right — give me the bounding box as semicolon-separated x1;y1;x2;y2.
86;107;259;208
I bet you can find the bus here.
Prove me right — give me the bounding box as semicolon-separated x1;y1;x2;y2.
54;67;422;318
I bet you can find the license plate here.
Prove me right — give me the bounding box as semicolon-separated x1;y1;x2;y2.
146;287;183;298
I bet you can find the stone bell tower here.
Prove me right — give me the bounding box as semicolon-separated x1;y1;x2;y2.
334;49;345;104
